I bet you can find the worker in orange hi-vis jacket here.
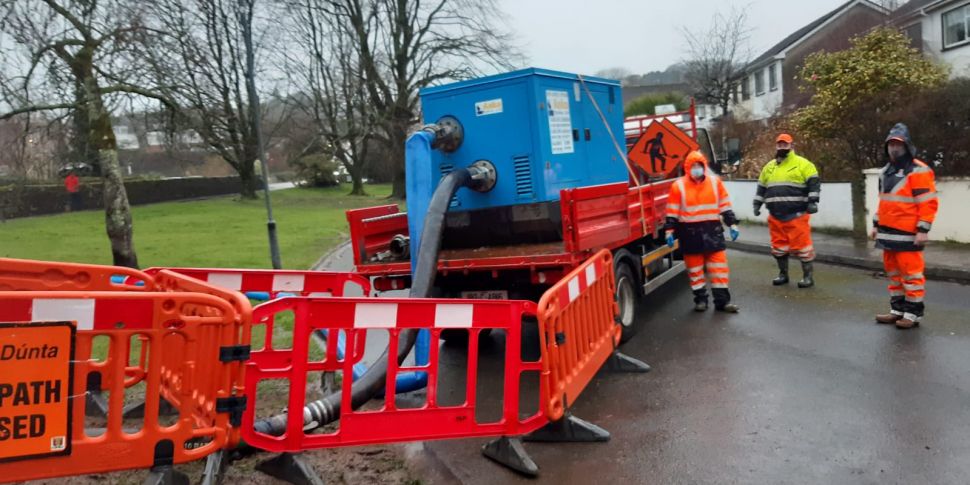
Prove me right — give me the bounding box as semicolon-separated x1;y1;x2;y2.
665;151;741;313
871;123;939;329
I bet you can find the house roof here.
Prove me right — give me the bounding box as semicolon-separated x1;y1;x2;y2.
745;0;888;71
889;0;962;26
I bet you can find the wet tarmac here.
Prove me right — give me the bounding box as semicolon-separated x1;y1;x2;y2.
417;250;970;484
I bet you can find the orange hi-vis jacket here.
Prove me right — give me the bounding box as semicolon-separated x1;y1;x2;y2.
874;157;938;251
665;152;737;254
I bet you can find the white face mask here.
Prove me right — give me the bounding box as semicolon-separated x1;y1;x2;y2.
888;145;907;160
690;166;705;179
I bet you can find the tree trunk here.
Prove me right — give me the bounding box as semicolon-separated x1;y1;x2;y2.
238;159;259;199
101;147;138;268
90;101;137;267
851;177;867;239
349;172;366;196
388;130;407;199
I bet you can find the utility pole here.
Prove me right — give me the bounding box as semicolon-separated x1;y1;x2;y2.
240;0;281;269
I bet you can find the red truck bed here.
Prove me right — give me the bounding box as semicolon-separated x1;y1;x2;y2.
346;179;674;280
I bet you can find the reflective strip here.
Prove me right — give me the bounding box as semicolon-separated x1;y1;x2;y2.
915;192;937;203
687;265;704;273
905;297;924;303
902;283;924;291
903;273;925;281
917;221;932;231
889;290;905;297
666;203;681;211
808;192;820;198
903;312;922;322
766;182;807;188
684;203;720;212
877;233;916;242
765;196;809;203
710;282;729;289
690;283;707;290
679;214;722;223
705;262;729;269
434;304;474;328
879;194;918;203
273;274;305;292
354;303;398;328
913;165;932;173
32;298;95;331
753;195;764;202
890;309;904;316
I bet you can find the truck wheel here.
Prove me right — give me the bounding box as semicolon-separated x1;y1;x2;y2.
615;263;639;343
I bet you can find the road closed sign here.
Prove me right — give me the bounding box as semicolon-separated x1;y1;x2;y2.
0;321;75;462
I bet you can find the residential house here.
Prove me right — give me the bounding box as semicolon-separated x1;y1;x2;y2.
890;0;970;77
732;0;890;121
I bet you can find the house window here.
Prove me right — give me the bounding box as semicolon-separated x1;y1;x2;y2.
943;4;970;49
741;76;750;100
769;63;778;91
733;83;739;103
755;69;765;96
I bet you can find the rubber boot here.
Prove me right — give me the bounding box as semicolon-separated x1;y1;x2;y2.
772;256;789;286
694;301;709;312
797;261;814;288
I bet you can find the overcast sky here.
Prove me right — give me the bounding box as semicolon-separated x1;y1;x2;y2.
497;0;858;75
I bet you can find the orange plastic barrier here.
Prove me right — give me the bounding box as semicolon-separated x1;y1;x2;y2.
0;259;252;481
146;267;371;299
242;296;548;451
536;249;619;420
0;257;155;291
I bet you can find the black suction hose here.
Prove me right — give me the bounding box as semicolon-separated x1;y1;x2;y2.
254;168;474;436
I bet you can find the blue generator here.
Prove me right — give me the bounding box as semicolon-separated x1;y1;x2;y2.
406;68;628;251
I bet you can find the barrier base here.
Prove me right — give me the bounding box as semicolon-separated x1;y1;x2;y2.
86;390;109;418
123;397;179;419
524;414;610;443
201;449;229;485
481;436;539;477
605;351;651;373
143;465;190;485
256;452;325;485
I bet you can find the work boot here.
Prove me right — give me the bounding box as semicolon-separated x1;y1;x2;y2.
875;313;901;324
694;301;709;312
716;303;740;313
797;261;814;288
772;256;789;286
896;318;919;329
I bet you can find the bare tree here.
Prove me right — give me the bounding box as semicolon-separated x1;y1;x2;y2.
322;0;521;199
0;0;164;267
681;7;751;117
282;0;374;195
595;67;633;83
138;0;281;199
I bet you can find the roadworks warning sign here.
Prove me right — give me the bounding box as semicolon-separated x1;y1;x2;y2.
0;321;75;462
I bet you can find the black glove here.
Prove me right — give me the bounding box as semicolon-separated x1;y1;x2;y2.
807;202;818;214
753;204;762;217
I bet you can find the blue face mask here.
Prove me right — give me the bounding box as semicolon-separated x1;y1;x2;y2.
690;166;705;179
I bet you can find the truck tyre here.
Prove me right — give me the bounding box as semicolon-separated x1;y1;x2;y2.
614;261;640;343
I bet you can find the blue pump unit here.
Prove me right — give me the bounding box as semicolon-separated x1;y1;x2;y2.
414;68;626;210
406;68;628;257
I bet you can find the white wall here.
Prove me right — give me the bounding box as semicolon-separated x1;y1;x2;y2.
731;60;784;122
920;5;970;79
723;179;854;229
865;169;970;242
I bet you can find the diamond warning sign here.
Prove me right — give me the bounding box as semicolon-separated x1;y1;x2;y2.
628;118;699;179
0;321;74;463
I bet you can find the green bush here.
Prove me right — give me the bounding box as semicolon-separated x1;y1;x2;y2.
290;154;340;187
625;92;689;117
